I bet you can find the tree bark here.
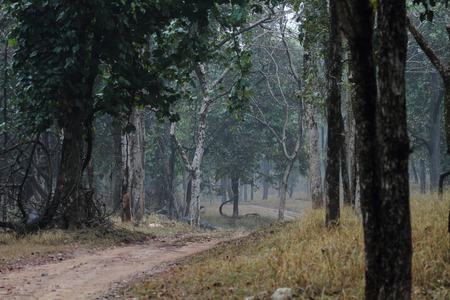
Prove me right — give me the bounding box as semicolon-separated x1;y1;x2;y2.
334;0;412;298
350;111;357;207
158;122;178;219
411;159;419;184
184;178;192;217
221;178;227;203
262;160;270;200
355;163;361;215
322;126;328;193
439;169;450;197
342;105;351;206
325;0;342;227
377;1;412;297
111;122;123;209
226;178;233;201
130;108;146;226
231;177;239;217
51;108;87;229
279;159;295;220
121;131;131;222
251;174;254;200
307;95;323;209
429;72;443;193
419;156;426;194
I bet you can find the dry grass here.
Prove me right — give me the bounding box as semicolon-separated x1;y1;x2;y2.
0;214;198;262
123;192;450;299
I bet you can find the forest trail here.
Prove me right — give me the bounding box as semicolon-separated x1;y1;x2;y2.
238;204;302;220
0;234;246;300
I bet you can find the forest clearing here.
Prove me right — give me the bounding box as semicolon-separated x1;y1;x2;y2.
1;0;450;299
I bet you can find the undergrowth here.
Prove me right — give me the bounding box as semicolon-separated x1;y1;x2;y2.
123;192;450;299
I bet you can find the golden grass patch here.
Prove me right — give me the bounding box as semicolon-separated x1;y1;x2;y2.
124;193;450;299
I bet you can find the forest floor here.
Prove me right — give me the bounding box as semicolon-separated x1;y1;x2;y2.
0;200;305;299
0;232;247;299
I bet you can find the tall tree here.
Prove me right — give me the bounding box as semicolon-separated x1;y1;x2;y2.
334;0;412;298
325;0;342;227
7;0;257;230
129;108;146;226
304;37;323;209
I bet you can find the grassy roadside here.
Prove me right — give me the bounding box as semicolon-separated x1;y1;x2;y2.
123;193;450;299
0;214;201;263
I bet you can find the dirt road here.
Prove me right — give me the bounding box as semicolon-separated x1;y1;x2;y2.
0;204;298;299
0;235;242;300
238;205;302;220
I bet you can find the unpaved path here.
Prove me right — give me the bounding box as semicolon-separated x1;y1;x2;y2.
0;234;244;300
238;205;302;220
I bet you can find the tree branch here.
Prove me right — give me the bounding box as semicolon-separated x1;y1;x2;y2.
406;14;448;77
170;122;192;172
212;14;276;51
408;128;432;154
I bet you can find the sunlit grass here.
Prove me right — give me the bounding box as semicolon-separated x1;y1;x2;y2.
124;192;450;299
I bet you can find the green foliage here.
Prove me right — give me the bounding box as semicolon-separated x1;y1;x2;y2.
6;0;260;135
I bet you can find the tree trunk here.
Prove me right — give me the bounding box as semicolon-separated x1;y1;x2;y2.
221;178;227;203
184;178;192;217
279;159;294;220
231;177;239;217
130;108;146;226
111;122;122;210
419;157;426;194
335;0;412;298
376;1;412;296
190;170;201;227
251;174;254;200
322;126;328;193
262;160;270;200
53;108;87;229
1;37;8;223
325;0;342;227
308;103;323;208
355;164;361;215
411;159;419;184
350;112;357;207
121;132;131;222
159;122;178;219
170;61;231;227
226;178;233;201
429;72;443;193
341;107;351;206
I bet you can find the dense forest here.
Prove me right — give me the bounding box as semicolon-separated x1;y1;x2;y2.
1;0;450;298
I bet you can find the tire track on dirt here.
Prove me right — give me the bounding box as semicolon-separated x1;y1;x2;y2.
0;235;245;300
